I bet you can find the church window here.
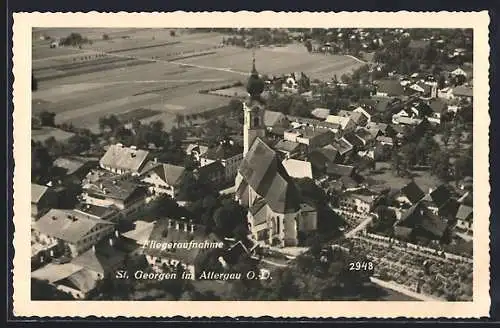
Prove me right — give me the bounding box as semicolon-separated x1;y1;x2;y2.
253;117;260;127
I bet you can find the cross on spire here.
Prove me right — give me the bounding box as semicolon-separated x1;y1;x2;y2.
251;49;258;75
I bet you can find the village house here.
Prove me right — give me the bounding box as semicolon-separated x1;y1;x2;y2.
333;188;378;222
452;85;473;102
73;202;121;223
31;240;126;299
32;183;58;219
142;219;222;279
195;160;226;187
325;115;356;134
200;140;244;183
394;202;448;242
185;143;209;163
81;175;148;215
263;110;290;130
392;181;426;208
53;156;98;183
374;79;405;98
283;126;335;150
99;143;150;176
438;86;454;100
139;160;186;199
308;146;340;177
274;139;305;160
32;209;116;258
455;204;473;235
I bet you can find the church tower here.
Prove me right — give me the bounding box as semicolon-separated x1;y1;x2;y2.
243;55;266;156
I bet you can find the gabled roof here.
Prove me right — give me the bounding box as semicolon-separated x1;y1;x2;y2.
53;156;98;176
142;219;220;264
142;162;186;187
453;85;473;98
282;159;313;179
34;209;115;243
428;185;452;209
331;138;354;155
456;205;473;221
274;140;302;153
99;144;149;173
400;181;425;204
32;183;49;204
428;99;448;114
398;202;447;238
72;243;126;275
311;108;331;120
264;110;287;127
84;178;146;202
238;138;301;214
326;164;355;177
375;79;405;96
203;142;243;160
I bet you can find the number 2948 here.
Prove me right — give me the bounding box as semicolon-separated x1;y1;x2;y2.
349;261;374;271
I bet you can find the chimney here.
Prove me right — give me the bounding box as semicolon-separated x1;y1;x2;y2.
175;221;180;230
191;223;195;233
99;183;103;190
109;238;114;246
115;230;119;237
92;245;96;252
429;187;433;194
184;223;188;232
49;250;54;257
154;157;158;164
168;219;173;228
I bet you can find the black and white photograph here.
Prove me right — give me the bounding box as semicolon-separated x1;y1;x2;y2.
12;11;490;318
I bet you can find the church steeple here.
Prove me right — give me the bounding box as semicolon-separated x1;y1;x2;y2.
246;52;265;101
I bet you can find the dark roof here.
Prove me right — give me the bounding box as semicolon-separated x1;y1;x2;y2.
72;242;126;275
53;156;98;176
343;132;365;148
142;219;220;264
428;185;452;209
264;110;288;127
204;143;243;160
376;79;405;96
398;203;447;238
141;162;186;187
326;164;355;177
274;140;301;153
84;178;146;202
237;138;301;214
197;161;225;178
330;138;354;155
400;181;425;204
74;203;119;219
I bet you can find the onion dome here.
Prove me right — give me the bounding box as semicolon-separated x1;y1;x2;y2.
246;58;265;100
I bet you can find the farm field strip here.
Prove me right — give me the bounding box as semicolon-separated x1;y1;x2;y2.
56;93;162;123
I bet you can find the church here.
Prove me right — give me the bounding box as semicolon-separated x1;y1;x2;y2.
234;57;318;247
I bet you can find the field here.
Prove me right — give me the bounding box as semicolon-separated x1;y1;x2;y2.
32;28;364;133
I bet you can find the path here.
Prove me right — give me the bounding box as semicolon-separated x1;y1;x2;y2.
344;54;369;64
344;217;373;238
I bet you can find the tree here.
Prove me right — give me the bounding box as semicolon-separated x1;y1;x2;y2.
304;40;313;53
102;34;110;40
170;30;176;37
31;279;74;300
39;111;56;127
431;150;451;181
